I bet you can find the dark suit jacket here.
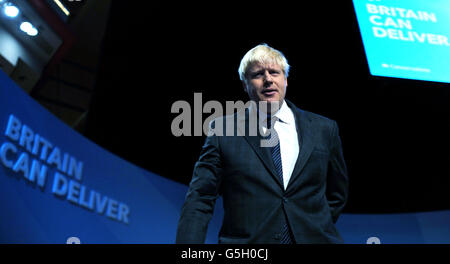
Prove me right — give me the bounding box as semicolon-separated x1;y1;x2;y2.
176;99;349;244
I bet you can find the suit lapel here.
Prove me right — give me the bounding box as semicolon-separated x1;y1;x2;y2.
239;109;284;189
285;100;316;193
239;101;317;191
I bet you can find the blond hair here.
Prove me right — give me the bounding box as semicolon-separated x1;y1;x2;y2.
238;43;290;81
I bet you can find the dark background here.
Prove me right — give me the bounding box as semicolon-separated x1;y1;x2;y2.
84;1;450;214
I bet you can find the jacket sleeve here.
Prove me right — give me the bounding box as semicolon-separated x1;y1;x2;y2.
175;124;223;244
326;121;349;223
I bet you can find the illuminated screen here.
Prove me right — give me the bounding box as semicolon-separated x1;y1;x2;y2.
352;0;450;83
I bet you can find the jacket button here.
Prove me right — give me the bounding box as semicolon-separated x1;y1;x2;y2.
283;197;289;203
273;233;281;240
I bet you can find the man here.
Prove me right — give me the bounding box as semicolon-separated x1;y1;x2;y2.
176;44;349;244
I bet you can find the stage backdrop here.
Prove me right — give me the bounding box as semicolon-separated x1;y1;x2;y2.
1;70;449;244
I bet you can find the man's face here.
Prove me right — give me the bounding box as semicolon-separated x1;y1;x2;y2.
244;62;287;106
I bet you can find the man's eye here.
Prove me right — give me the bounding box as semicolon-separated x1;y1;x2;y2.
251;72;263;78
270;70;280;75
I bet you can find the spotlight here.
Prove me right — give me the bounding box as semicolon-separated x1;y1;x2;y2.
19;21;38;36
27;26;38;36
20;21;32;32
4;3;19;18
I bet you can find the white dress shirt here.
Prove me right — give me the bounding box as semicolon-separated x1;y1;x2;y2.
260;100;299;190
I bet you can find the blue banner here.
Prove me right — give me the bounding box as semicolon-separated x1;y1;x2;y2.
353;0;450;83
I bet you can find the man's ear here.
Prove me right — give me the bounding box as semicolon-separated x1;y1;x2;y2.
242;81;248;93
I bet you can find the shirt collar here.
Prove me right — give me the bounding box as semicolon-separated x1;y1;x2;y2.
253;100;294;125
274;100;294;125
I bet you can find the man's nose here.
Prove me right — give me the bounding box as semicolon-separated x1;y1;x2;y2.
263;71;273;83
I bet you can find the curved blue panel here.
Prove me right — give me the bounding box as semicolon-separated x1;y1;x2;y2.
337;210;450;244
0;69;223;243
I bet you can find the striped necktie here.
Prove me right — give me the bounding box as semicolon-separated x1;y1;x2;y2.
266;116;295;244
